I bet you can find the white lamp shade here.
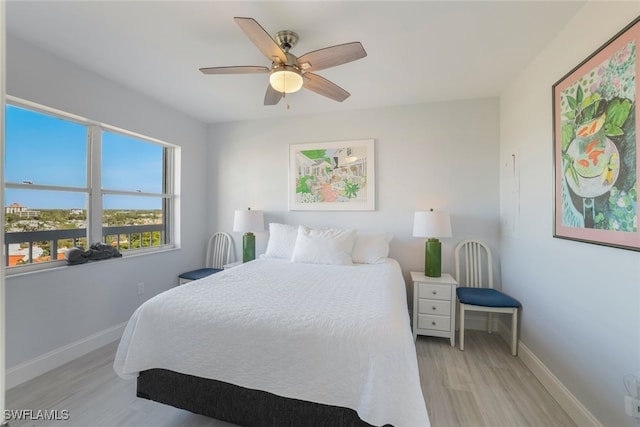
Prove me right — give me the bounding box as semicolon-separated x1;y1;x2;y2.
412;211;452;238
233;209;265;233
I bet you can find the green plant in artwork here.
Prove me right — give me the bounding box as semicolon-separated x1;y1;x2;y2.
296;175;314;194
594;183;638;232
343;180;360;199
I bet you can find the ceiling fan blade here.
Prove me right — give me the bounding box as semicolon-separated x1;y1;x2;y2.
264;84;284;105
234;17;287;64
297;42;367;72
302;73;350;102
199;66;269;75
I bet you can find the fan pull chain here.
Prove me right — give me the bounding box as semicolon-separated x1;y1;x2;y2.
282;92;291;110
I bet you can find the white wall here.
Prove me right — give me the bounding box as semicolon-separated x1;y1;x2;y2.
208;99;502;297
499;3;640;426
5;36;209;369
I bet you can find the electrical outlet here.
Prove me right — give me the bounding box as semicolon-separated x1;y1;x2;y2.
137;282;144;295
625;395;640;418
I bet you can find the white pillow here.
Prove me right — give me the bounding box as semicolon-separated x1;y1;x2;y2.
263;223;298;259
291;226;356;265
352;232;393;264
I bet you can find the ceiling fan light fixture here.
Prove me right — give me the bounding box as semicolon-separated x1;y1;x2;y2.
269;65;303;94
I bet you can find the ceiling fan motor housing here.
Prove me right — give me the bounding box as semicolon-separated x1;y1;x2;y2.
275;30;299;52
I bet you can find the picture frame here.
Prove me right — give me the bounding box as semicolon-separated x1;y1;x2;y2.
289;139;375;211
553;16;639;251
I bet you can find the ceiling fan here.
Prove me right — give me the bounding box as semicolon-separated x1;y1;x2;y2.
200;17;367;105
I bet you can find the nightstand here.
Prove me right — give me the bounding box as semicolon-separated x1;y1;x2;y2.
411;272;457;346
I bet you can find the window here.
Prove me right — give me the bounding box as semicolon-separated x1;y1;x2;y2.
101;130;172;252
4;98;177;272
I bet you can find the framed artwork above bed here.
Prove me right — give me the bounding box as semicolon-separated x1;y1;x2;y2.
289;139;375;211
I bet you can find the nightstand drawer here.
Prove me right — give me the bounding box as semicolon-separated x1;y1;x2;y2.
418;299;450;316
417;314;450;331
418;283;452;301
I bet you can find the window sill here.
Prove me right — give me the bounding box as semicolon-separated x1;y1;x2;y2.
6;245;179;279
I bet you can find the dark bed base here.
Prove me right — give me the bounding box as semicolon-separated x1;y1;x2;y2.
137;369;386;427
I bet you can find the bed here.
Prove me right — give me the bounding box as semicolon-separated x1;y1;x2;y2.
114;226;430;427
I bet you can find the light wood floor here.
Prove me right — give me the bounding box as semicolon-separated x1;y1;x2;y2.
7;330;575;427
416;332;575;427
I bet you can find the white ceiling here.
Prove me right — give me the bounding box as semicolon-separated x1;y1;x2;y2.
6;1;585;124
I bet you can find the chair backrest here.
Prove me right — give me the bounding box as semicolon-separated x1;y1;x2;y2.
205;232;232;269
454;239;493;289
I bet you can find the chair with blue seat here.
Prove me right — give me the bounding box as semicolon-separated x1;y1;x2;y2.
454;239;521;356
178;232;233;285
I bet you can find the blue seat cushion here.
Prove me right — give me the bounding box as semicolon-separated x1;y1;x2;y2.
178;268;223;281
456;287;521;308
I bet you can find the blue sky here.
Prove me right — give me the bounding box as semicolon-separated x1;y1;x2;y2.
5;104;163;210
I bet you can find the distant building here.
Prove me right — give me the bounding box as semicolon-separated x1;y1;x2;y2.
6;202;26;214
6;203;40;218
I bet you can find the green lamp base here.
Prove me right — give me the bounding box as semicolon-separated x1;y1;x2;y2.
425;238;442;277
242;232;256;263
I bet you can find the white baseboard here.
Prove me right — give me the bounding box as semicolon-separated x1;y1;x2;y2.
6;322;126;390
496;321;602;427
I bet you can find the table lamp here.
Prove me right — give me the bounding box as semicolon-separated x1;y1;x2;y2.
412;209;452;277
233;208;265;263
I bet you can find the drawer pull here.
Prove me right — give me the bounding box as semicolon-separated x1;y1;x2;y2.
432;306;437;310
431;321;436;326
432;291;437;295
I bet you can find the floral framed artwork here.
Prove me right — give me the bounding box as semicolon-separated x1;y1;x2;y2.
553;16;639;250
289;139;375;211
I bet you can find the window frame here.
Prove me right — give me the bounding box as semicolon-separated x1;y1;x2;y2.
4;96;178;274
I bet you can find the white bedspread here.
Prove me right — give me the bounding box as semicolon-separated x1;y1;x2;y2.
114;258;429;427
